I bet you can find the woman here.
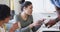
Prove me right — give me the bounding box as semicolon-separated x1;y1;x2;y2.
10;1;45;32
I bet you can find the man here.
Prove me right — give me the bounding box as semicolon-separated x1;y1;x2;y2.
45;0;60;28
0;4;11;32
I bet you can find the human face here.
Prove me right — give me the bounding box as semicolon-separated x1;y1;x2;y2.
4;16;10;23
24;4;33;15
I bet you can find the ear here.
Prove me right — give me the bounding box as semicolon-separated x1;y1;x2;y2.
24;7;26;9
23;7;25;10
23;7;27;11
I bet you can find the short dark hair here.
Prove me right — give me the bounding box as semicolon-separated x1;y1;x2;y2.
0;4;11;21
21;1;32;11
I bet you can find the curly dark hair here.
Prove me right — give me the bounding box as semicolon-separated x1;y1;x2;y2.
0;4;11;21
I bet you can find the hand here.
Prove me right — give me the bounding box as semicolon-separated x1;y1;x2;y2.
45;19;56;28
11;22;19;30
29;19;45;29
9;22;19;32
33;19;45;26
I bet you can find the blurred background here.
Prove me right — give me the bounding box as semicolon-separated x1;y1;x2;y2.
0;0;60;32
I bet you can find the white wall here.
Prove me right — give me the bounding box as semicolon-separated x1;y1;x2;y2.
14;0;21;15
25;0;56;13
0;0;21;15
25;0;60;32
0;0;10;7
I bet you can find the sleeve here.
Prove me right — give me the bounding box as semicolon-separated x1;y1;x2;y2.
19;26;31;32
32;26;41;32
50;0;60;8
31;16;41;32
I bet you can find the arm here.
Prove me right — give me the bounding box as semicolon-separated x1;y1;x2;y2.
9;15;45;32
19;26;32;32
45;17;60;28
32;19;45;32
9;22;34;32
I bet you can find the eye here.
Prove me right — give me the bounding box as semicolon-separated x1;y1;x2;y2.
30;7;32;9
29;8;31;9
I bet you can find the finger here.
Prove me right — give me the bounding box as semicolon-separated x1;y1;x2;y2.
47;25;51;28
15;22;18;24
47;23;55;28
43;19;46;21
48;25;53;28
45;23;49;27
14;22;18;25
40;19;46;22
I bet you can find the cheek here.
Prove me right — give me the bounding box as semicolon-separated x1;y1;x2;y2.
25;8;32;15
29;10;32;13
5;18;10;23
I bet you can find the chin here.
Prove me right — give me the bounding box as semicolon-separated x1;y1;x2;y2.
5;22;9;23
27;13;31;15
29;13;32;15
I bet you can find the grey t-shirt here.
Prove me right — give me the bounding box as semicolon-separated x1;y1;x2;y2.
15;14;33;32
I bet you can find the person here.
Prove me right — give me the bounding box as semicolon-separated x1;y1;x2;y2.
45;0;60;28
0;4;11;32
9;1;45;32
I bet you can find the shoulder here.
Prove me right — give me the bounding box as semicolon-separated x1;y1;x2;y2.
15;14;21;18
29;15;33;20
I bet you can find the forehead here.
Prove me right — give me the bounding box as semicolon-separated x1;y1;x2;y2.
27;5;33;8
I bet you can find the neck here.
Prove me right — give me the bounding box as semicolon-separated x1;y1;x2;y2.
0;21;4;27
21;12;28;20
22;12;28;16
